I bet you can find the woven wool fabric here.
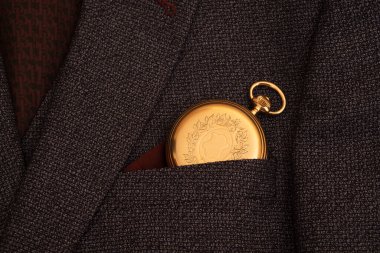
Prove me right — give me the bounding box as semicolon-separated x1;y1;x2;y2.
0;0;82;136
0;0;379;252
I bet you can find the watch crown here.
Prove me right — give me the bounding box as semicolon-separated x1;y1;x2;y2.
251;95;271;115
249;81;286;115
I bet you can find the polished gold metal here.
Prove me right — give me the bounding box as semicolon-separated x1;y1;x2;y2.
166;81;286;167
249;81;286;115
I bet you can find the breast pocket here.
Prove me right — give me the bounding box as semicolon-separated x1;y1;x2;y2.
78;159;279;252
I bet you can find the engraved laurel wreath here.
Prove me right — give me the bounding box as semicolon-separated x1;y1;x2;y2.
184;113;249;164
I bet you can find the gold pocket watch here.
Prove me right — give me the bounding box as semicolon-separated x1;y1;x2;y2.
166;81;286;167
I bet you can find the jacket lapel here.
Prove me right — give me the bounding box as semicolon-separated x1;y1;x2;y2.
0;55;25;234
0;0;199;251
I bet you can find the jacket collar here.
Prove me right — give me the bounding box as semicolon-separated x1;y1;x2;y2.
0;0;199;250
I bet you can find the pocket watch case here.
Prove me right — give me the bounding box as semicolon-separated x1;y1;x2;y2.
166;81;286;167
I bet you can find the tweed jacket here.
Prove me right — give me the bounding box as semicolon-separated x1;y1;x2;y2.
0;0;379;252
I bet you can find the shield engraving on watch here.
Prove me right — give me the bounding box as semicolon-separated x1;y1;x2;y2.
184;114;249;164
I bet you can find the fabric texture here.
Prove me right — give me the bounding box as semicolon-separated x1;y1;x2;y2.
0;0;378;252
124;141;167;172
0;0;82;135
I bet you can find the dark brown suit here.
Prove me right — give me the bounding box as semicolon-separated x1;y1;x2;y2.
0;0;378;252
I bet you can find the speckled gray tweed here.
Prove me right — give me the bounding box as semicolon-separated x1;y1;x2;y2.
0;0;378;252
